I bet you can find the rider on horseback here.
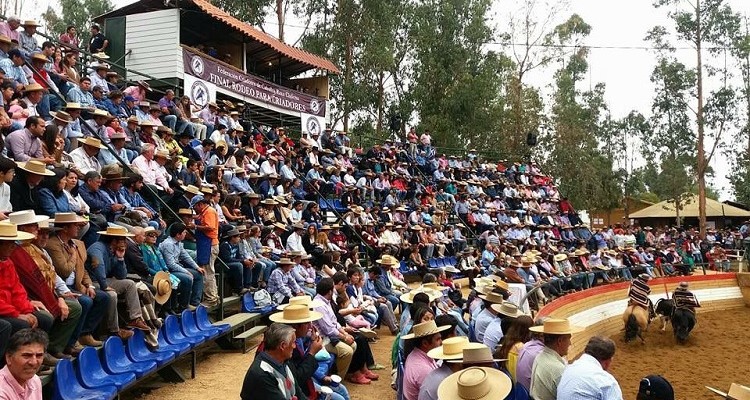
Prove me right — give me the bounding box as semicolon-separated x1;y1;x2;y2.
628;273;653;313
672;282;701;313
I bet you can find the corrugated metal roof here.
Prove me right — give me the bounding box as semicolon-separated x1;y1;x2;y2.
191;0;340;74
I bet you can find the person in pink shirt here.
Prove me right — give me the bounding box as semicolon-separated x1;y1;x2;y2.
122;80;151;102
0;17;20;43
402;320;449;400
0;329;47;400
58;25;79;50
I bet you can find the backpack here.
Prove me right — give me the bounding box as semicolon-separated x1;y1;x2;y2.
253;289;272;307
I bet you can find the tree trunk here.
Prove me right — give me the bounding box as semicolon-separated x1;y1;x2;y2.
276;0;284;41
695;0;707;239
376;71;384;134
343;33;353;131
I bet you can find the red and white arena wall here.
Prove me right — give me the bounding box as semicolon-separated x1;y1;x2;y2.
536;273;750;357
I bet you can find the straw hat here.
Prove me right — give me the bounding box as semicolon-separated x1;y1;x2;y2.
422;282;448;292
272;222;287;231
153;271;173;305
490;302;526;318
154;149;171;159
97;226;135;237
477;291;505;305
178;208;194;216
444;266;460;273
437;367;512;400
446;345;505;364
30;53;49;63
182;185;201;195
277;258;295;266
0;35;10;44
528;318;583;334
0;222;34;241
79;137;107;149
270;304;323;324
376;254;399;266
37;219;58;231
573;248;589;257
52;212;87;224
8;210;49;226
426;336;473;360
90;109;114;119
16;160;54;176
401;320;450;340
554;253;568;262
706;383;750;399
400;288;441;304
21;20;40;27
64;102;84;110
277;295;324;311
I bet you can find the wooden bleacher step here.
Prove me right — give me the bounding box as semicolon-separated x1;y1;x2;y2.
216;312;260;329
234;325;268;353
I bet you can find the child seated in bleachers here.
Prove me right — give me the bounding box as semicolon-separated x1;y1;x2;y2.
336;293;372;329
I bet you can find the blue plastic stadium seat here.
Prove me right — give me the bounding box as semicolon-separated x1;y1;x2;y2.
101;336;158;378
436;258;446;268
53;358;118;400
164;314;203;346
318;198;329;211
181;309;217;340
127;329;176;367
77;346;136;390
241;292;276;316
196;305;230;333
428;258;437;268
157;325;192;355
332;199;348;213
446;256;457;266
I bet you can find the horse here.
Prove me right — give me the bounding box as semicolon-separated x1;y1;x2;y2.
654;298;674;331
653;298;697;343
623;304;650;343
671;307;696;344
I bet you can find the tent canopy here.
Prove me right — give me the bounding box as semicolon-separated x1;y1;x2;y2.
629;193;750;219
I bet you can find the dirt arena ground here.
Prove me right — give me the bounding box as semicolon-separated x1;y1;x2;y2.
609;307;750;400
122;283;750;400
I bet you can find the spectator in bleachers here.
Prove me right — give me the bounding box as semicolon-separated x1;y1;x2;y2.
69;137;105;175
240;323;306;400
9;211;83;359
0;35;10;59
0;16;20;43
158;89;180;132
18;20;40;56
0;49;26;89
267;257;304;304
5;116;46;162
88;24;108;54
192;195;220;306
2;328;50;393
10;160;52;213
58;25;79;50
123;80;151;103
159;222;204;311
66;76;94;107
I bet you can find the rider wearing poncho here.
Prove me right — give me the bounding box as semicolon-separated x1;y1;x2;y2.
628;273;652;310
672;281;701;312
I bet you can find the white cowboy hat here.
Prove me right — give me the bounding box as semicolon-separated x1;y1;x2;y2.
490;302;526;318
446;345;506;364
528;318;583;334
0;222;34;241
97;226;135;237
153;271;173;305
400;288;441;304
426;336;473;360
477;291;506;305
269;304;323;324
437;367;512;400
277;295;324;311
401;320;450;340
16;160;54;176
376;254;399;266
52;212;87;224
79;137;107;149
8;210;49;227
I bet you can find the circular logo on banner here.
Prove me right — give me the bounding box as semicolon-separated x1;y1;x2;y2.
306;116;321;136
190;80;210;108
190;55;205;77
309;99;321;115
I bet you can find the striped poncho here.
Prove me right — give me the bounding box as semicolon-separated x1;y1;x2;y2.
628;278;651;309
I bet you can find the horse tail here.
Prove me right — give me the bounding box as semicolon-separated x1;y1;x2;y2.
625;313;638;341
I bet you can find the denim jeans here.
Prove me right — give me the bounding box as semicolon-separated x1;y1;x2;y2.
172;268;204;308
70;287;110;345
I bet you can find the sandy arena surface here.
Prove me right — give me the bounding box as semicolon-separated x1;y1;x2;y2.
121;282;750;400
609;307;750;400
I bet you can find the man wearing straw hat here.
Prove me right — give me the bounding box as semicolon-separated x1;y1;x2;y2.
483;301;526;353
10;160;54;213
69;137;106;175
402;320;450;400
557;336;623;399
529;318;583;400
265;304;351;400
437;365;512;400
86;225;151;332
473;289;506;343
418;336;475;400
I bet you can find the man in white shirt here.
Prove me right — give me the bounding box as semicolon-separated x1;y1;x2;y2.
89;63;110;94
556;336;623;400
259;155;277;177
69;137;106;175
285;223;306;254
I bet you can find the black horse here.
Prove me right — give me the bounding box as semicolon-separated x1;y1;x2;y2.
654;298;696;343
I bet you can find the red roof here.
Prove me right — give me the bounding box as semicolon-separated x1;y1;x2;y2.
192;0;339;74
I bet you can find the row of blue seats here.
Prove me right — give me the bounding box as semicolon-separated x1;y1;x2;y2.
318;198;350;214
399;256;459;276
54;306;230;400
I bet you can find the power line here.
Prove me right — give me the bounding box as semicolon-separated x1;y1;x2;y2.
485;42;739;52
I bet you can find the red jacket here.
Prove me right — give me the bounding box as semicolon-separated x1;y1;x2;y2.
11;246;61;319
0;258;34;318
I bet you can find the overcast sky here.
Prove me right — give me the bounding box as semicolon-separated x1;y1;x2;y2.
21;0;750;200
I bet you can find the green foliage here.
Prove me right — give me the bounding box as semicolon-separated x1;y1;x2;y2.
42;0;114;39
